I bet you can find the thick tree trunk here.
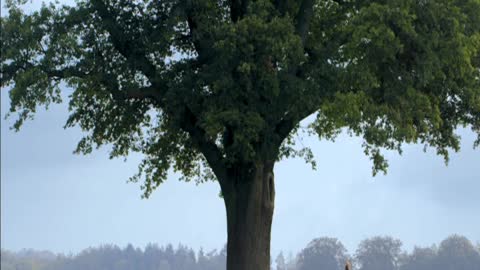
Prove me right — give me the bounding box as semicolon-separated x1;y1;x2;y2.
222;161;275;270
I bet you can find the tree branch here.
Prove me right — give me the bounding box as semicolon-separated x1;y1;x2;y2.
183;2;219;64
185;6;207;61
42;64;162;102
91;1;226;186
230;0;248;22
91;0;157;79
274;0;287;15
180;106;228;185
91;1;228;186
93;72;163;103
295;0;314;44
274;116;295;143
274;103;321;146
43;66;89;79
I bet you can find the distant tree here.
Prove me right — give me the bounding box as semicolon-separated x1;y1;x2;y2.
435;235;480;270
297;237;349;270
171;244;197;270
399;246;437;270
163;244;175;267
158;259;172;270
2;1;480;269
197;248;209;270
282;252;298;270
196;246;228;270
275;252;287;270
0;250;17;270
143;244;162;270
355;236;402;270
3;236;480;270
124;243;141;270
210;246;228;270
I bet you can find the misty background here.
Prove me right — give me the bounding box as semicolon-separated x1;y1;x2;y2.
1;0;480;266
2;235;480;270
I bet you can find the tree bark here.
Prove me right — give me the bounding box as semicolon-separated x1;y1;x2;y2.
222;161;275;270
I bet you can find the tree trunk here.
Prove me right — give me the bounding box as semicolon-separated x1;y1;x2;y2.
222;161;275;270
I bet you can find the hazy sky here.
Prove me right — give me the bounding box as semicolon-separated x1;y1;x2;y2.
1;0;479;258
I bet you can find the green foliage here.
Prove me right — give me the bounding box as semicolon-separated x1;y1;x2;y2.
311;0;480;174
2;0;479;196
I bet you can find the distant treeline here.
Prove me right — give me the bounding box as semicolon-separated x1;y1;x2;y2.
2;234;479;270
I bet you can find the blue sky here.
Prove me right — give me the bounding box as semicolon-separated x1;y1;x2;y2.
1;0;479;258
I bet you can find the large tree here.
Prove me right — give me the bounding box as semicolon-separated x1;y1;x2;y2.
2;0;480;269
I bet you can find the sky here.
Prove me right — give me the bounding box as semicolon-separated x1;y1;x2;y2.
1;0;480;258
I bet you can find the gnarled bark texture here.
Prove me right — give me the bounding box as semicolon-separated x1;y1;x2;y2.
221;161;275;270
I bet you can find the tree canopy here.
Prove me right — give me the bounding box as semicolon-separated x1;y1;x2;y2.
2;0;479;197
